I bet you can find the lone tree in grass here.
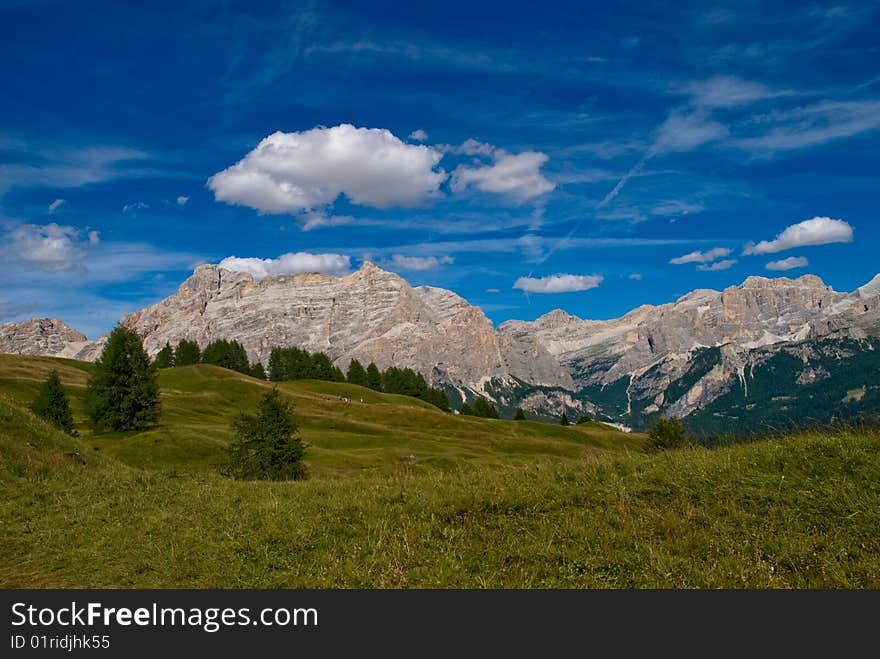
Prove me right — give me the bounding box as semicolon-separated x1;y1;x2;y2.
31;370;76;435
154;342;175;368
86;325;160;432
224;388;307;480
576;413;592;425
513;407;526;421
560;412;570;426
644;416;689;452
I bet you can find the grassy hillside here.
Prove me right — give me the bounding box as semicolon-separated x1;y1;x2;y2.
1;355;878;588
0;355;638;475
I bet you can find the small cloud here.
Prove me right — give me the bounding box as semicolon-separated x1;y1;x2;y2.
514;273;603;293
48;198;65;213
485;288;500;293
176;195;189;206
217;252;352;280
628;273;643;280
697;259;737;271
670;247;731;264
122;202;150;213
766;256;809;271
452;149;555;203
88;230;100;245
409;129;428;142
743;217;853;254
387;254;454;271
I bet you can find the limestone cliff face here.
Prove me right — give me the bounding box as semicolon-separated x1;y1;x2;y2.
119;261;563;388
0;318;99;361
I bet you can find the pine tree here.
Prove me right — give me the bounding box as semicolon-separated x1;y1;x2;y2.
346;359;368;387
513;407;526;421
560;412;570;426
86;325;161;432
366;362;382;391
459;402;473;416
576;413;592;425
224;388;307;480
154;342;175;368
249;362;267;380
31;370;76;434
174;339;201;366
472;397;500;419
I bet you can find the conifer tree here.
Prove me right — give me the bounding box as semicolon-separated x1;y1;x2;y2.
346;359;368;387
174;339;201;366
513;407;526;421
249;362;267;380
224;388;307;480
560;412;570;426
366;362;383;391
86;325;160;432
31;370;76;434
154;342;175;368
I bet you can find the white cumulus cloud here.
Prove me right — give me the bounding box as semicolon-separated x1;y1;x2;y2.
177;195;189;206
387;254;454;271
207;124;447;216
766;256;809;271
744;217;853;254
217;252;352;280
513;273;603;293
409;129;428;141
452;149;555;202
670;247;732;264
697;259;737;271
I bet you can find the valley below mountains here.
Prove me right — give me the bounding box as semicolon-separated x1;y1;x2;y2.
3;262;879;433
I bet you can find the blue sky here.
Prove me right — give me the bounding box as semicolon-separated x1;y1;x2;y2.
1;0;878;337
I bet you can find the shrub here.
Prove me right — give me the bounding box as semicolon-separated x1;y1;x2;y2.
645;417;690;452
576;414;592;425
513;407;526;421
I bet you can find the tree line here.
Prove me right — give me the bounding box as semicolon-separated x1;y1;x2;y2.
268;347;451;412
154;339;266;379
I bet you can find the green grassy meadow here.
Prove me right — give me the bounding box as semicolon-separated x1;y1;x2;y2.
1;355;878;588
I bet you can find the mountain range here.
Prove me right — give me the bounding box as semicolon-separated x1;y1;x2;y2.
3;262;879;432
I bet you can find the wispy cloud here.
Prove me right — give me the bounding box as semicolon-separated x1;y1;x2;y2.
766;256;808;271
736;100;880;153
670;247;732;264
697;259;737;271
386;254;454;271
